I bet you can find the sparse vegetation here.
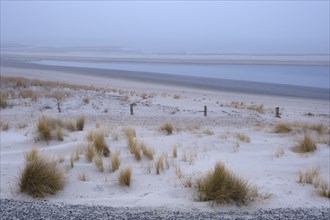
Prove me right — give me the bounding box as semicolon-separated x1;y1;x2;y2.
77;172;89;182
310;123;325;135
247;104;264;113
181;176;192;188
195;162;257;205
76;115;85;131
0;90;8;108
236;132;250;143
172;145;177;158
94;154;104;172
274;123;292;133
203;129;215;136
318;181;330;199
274;147;285;158
85;142;94;162
24;148;40;162
140;142;154;160
124;127;136;139
19;149;65;198
156;155;164;175
19;88;38;101
55;126;64;141
298;167;320;185
293;134;317;153
35;115;87;142
65;120;77;132
110;151;121;172
118;166;132;186
1;121;10;131
86;129;110;157
160;121;174;135
36;116;52;141
297;167;330;199
233;142;240;152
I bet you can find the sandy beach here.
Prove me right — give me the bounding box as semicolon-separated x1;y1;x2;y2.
0;63;329;213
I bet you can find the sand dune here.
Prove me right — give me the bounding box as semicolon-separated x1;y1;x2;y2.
0;67;329;211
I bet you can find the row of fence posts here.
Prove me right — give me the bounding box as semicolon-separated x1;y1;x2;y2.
130;104;281;118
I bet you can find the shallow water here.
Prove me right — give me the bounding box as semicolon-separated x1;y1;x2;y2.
32;60;330;89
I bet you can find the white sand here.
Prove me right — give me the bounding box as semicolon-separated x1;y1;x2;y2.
0;68;329;211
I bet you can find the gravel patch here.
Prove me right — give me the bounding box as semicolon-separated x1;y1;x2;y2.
1;199;329;220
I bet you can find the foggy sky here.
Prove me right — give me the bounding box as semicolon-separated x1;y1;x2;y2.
1;1;329;54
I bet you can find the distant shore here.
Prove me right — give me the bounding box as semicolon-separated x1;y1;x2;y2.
1;55;329;100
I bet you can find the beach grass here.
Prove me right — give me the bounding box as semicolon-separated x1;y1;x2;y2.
195;162;256;205
119;166;132;186
293;134;317;153
19;149;65;198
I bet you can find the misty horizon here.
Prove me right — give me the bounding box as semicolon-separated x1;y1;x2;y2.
1;1;329;54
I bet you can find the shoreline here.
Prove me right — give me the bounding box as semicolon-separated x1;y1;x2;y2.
1;59;329;100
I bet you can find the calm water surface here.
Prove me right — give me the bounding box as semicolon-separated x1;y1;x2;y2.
32;60;329;89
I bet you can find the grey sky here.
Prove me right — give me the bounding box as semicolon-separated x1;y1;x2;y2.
1;1;329;54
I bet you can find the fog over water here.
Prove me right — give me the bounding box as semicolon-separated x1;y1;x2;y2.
1;1;329;54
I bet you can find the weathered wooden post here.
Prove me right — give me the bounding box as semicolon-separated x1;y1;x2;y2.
275;107;280;118
204;105;207;117
57;101;61;113
130;104;134;115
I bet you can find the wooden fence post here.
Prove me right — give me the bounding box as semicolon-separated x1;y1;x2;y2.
204;105;207;117
275;107;280;118
130;104;134;115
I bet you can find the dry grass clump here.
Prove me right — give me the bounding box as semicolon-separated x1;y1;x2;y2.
124;127;136;139
318;182;330;199
236;132;250;143
130;139;141;161
0;90;9;108
173;94;181;99
298;167;320;185
203;129;215;136
86;129;110;157
118;166;132;186
156;155;165;175
25;148;40;162
274;123;292;133
230;101;245;109
85;142;94;162
172;145;177;158
77;172;90;182
76;115;85;131
55;126;64;141
1;121;10;131
195;162;257;205
124;127;142;161
65;120;77;132
159;121;174;135
19;88;38;101
140;142;154;160
110;151;121;172
36;116;52;141
181;176;193;188
310;123;325;134
35;115;85;141
297;167;330;199
19;149;65;198
247;104;264;113
293;134;317;153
